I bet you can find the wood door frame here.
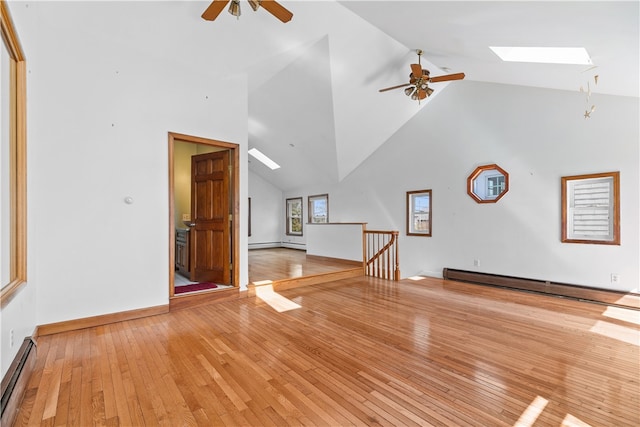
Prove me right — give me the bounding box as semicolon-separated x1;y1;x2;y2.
168;132;240;297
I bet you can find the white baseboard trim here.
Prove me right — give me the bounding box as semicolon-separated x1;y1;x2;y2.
281;242;306;250
248;242;283;249
248;242;307;250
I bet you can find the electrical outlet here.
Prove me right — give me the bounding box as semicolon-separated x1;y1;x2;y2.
10;329;14;348
611;273;621;284
474;259;481;267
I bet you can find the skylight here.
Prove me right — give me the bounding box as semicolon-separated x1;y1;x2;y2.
489;47;592;65
249;148;280;170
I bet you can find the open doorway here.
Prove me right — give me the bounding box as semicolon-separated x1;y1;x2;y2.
168;132;240;297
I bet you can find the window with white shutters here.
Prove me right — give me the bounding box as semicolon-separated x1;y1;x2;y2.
562;172;620;245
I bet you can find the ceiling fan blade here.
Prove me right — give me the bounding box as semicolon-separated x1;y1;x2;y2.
201;0;230;20
429;72;466;83
260;0;293;23
379;83;411;93
417;90;428;100
410;64;423;79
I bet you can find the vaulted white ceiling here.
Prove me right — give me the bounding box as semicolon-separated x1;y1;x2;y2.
247;1;437;190
18;1;637;192
238;1;639;191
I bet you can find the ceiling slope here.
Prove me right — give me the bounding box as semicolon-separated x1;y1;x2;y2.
249;36;339;191
340;1;639;98
249;0;638;191
17;1;637;194
248;1;455;187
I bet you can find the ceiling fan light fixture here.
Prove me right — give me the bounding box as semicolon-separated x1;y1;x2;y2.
248;0;261;12
202;0;292;22
228;0;241;18
378;49;465;102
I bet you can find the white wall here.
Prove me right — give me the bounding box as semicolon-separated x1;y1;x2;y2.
306;223;363;262
5;1;249;334
0;284;37;377
293;81;639;292
248;170;282;248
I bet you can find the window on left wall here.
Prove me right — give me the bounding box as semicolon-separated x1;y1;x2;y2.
1;1;27;305
286;197;303;236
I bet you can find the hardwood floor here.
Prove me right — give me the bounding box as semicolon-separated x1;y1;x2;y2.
17;276;640;426
249;248;361;283
171;248;357;301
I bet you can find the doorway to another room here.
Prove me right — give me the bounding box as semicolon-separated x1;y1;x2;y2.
168;132;239;298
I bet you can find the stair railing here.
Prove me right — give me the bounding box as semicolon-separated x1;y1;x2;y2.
363;230;399;281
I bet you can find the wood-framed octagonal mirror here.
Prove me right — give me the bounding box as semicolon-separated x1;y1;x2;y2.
467;164;509;203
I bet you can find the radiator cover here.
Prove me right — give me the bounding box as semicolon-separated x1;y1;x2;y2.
442;268;639;310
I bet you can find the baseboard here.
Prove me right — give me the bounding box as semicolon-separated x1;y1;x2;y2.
273;267;363;292
281;242;306;250
247;267;364;297
248;242;283;249
36;304;169;337
248;242;309;251
1;337;36;427
169;287;243;311
443;268;640;310
306;254;362;265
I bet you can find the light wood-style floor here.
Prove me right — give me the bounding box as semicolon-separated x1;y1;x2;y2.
249;248;361;283
17;276;640;426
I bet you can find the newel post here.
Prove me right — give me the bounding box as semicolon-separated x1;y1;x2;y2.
393;231;400;281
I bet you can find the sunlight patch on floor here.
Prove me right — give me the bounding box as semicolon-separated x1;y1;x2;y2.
513;396;594;427
288;264;303;277
561;413;592;426
513;395;548;427
256;284;302;312
589;320;640;346
602;306;640;325
408;275;427;281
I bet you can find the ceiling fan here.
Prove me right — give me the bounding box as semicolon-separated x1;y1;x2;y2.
202;0;293;23
379;50;465;101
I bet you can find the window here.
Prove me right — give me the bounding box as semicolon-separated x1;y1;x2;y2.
486;175;505;197
562;172;620;245
308;194;328;223
1;2;27;304
286;197;303;236
407;190;432;236
467;164;509;203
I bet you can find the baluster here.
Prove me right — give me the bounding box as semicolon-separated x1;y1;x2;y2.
363;230;400;281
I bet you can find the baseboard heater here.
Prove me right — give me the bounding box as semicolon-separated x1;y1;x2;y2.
442;268;639;310
1;337;36;426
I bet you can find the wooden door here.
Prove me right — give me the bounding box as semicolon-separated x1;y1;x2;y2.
190;150;231;284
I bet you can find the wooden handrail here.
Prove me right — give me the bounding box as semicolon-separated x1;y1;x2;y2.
363;230;400;281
